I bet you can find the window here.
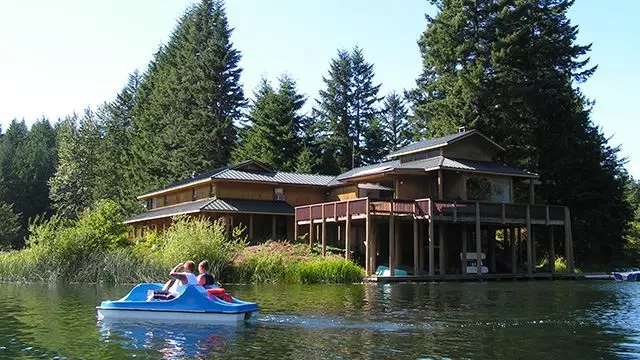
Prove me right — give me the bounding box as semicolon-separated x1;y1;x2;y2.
400;150;440;163
163;195;168;206
210;184;217;198
274;187;285;201
146;199;152;209
192;188;196;201
467;177;510;203
151;197;157;209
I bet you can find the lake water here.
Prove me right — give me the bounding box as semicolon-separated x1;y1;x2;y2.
1;281;639;359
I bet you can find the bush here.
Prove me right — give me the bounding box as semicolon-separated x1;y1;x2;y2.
160;216;246;280
233;241;365;284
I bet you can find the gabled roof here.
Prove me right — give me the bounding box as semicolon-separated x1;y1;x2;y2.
139;160;334;198
335;156;537;183
388;129;505;158
124;198;294;224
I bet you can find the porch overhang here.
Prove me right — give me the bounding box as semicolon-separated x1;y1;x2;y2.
124;198;294;225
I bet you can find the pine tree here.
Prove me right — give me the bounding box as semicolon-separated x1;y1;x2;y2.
410;0;631;265
0;202;20;249
361;117;388;164
49;110;101;219
96;72;142;215
12;118;57;226
314;47;382;173
350;47;382;167
380;91;411;152
232;75;306;171
132;0;246;188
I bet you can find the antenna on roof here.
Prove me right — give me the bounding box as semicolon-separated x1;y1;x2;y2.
458;126;467;133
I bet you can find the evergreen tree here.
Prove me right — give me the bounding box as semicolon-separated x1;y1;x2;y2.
96;72;142;215
314;47;381;173
232;75;306;171
12;118;57;227
0;202;20;249
361;117;388;164
132;0;246;189
49;110;101;219
350;47;382;166
380;91;411;152
410;0;631;265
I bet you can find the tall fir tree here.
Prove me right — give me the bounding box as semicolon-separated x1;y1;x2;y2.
380;91;411;152
314;47;382;173
232;75;306;171
96;72;142;215
132;0;246;189
410;0;631;265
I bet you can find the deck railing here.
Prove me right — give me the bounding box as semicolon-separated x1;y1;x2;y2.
295;198;566;224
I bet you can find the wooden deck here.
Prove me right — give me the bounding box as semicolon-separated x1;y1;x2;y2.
295;198;567;226
366;272;609;283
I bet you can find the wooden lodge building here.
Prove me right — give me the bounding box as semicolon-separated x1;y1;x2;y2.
125;128;574;277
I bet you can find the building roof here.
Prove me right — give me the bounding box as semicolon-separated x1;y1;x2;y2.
124;198;213;224
388;129;505;158
201;198;294;215
335;156;537;183
139;160;334;198
124;197;295;224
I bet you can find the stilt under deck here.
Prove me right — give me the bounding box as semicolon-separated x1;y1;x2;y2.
294;198;574;278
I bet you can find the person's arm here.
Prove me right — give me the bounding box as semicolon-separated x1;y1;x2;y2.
197;274;206;286
169;263;187;284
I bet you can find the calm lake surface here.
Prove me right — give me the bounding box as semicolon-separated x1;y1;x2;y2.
1;281;639;359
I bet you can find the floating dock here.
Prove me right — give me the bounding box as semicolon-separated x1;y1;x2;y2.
366;272;612;283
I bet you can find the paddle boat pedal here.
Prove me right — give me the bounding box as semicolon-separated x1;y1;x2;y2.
96;283;258;324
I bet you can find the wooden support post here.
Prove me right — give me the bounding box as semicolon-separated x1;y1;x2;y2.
437;169;444;200
309;220;315;248
531;226;536;272
428;201;435;276
564;207;574;274
413;218;419;276
549;226;555;273
461;225;467;274
395;219;401;269
321;205;326;256
475;202;482;276
517;227;522;270
439;224;446;275
249;214;255;240
510;228;517;274
419;220;425;274
501;203;506;224
529;180;535;205
370;219;377;274
526;205;533;275
489;228;496;273
365;199;371;275
271;215;277;241
389;201;395;276
345;201;351;261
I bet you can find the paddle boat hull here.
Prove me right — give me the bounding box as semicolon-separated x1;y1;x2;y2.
97;283;258;324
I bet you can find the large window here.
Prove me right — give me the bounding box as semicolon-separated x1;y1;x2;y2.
467;177;510;203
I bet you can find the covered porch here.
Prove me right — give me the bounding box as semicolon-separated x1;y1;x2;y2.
294;198;574;277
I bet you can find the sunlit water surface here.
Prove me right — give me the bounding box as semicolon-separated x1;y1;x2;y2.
1;281;639;359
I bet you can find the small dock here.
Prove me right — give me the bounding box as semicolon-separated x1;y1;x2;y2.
365;272;612;283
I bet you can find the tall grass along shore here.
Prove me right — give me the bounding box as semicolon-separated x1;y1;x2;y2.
0;200;364;284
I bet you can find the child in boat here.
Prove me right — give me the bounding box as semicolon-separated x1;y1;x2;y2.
147;261;199;300
197;260;217;287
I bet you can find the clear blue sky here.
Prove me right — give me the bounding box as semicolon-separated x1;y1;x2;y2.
1;1;638;176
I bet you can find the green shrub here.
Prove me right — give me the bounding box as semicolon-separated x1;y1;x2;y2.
160;216;246;281
297;258;365;284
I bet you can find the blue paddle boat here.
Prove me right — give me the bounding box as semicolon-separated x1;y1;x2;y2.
613;272;640;282
97;283;258;324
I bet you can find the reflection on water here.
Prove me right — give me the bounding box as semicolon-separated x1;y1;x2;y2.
98;319;241;358
1;282;640;359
